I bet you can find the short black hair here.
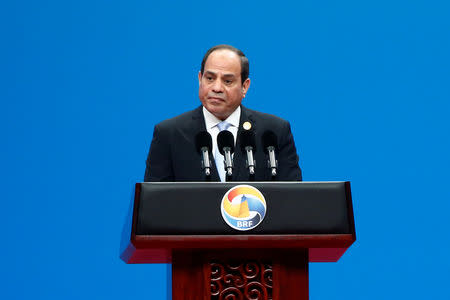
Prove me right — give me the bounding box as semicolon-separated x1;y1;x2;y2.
200;44;249;84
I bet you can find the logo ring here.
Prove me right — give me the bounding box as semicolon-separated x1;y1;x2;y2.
220;185;267;231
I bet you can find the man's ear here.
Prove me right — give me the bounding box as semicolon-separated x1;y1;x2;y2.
198;71;202;86
242;78;251;97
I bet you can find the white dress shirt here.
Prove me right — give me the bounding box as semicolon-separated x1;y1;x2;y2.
203;106;240;181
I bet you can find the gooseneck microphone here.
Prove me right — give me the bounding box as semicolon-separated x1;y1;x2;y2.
195;131;213;177
239;130;256;175
262;130;278;177
217;130;235;178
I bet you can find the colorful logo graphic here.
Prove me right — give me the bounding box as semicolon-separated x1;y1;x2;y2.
221;185;267;231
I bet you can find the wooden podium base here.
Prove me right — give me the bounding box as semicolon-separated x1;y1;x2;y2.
172;249;308;300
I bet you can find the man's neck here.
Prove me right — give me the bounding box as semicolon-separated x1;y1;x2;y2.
203;106;241;129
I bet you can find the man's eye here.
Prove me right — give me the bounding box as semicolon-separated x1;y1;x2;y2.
206;76;213;81
225;80;232;84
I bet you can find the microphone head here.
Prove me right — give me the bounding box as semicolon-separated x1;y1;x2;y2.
239;130;257;152
217;130;235;155
195;131;213;153
262;130;278;153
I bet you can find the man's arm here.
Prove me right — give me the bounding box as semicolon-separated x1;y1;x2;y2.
276;121;302;181
144;124;174;182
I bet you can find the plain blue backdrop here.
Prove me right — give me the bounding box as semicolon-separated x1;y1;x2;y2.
1;0;449;299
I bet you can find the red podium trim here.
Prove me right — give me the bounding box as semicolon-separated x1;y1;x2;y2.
121;233;355;264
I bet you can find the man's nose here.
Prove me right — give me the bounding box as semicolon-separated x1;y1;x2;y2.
212;80;224;93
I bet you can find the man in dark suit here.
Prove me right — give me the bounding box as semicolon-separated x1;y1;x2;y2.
144;45;302;182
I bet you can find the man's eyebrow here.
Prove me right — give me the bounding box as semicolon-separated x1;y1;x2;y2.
203;70;236;78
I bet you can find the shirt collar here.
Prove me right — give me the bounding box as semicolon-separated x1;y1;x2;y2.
203;106;241;130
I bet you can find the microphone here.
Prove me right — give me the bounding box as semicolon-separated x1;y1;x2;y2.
195;131;213;177
217;130;235;178
239;130;256;175
262;130;278;177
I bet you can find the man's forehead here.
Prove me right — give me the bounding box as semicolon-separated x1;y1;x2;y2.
204;49;241;72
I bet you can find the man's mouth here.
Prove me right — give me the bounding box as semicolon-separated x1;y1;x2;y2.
208;96;225;102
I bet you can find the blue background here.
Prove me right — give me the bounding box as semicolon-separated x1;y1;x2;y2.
2;0;449;299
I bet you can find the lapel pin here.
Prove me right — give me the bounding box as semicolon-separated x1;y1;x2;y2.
243;121;252;130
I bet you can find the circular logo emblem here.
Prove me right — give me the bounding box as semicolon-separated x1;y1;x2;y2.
221;185;267;231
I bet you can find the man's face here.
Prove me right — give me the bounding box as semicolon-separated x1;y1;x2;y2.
198;49;250;120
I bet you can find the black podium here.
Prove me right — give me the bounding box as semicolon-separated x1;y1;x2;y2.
121;181;356;300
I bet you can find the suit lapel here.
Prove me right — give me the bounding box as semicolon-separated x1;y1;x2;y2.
190;105;207;133
232;105;255;181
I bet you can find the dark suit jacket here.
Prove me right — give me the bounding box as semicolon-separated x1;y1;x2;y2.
144;105;302;182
